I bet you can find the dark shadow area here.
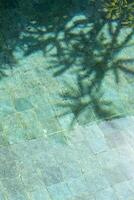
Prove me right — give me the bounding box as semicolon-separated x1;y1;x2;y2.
0;0;78;74
0;0;134;125
55;19;134;125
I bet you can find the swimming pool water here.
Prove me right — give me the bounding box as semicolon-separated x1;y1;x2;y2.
0;1;134;199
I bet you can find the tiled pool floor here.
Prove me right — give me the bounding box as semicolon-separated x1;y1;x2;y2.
0;11;134;145
0;116;134;199
0;10;134;199
0;42;134;199
0;47;134;146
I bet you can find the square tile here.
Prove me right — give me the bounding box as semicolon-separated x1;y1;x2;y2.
84;173;110;194
60;161;82;180
95;187;118;200
105;165;127;185
14;97;33;111
0;99;14;116
67;177;89;197
47;182;72;200
30;186;51;200
0;161;18;179
114;181;134;200
41;166;63;186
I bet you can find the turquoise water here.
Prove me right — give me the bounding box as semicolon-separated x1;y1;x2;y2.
0;1;134;199
0;17;134;145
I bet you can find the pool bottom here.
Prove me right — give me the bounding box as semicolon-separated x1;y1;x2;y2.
0;115;134;199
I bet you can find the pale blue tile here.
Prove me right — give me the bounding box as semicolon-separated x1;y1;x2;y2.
14;98;33;111
114;181;134;200
85;124;108;154
95;187;118;200
67;177;89;197
30;187;51;200
85;173;110;194
41;166;63;186
47;182;72;200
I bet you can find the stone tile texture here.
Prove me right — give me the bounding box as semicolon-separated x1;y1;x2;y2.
0;116;134;199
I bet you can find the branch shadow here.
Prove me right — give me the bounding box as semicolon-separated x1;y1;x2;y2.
47;2;134;126
0;0;76;78
0;0;134;127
